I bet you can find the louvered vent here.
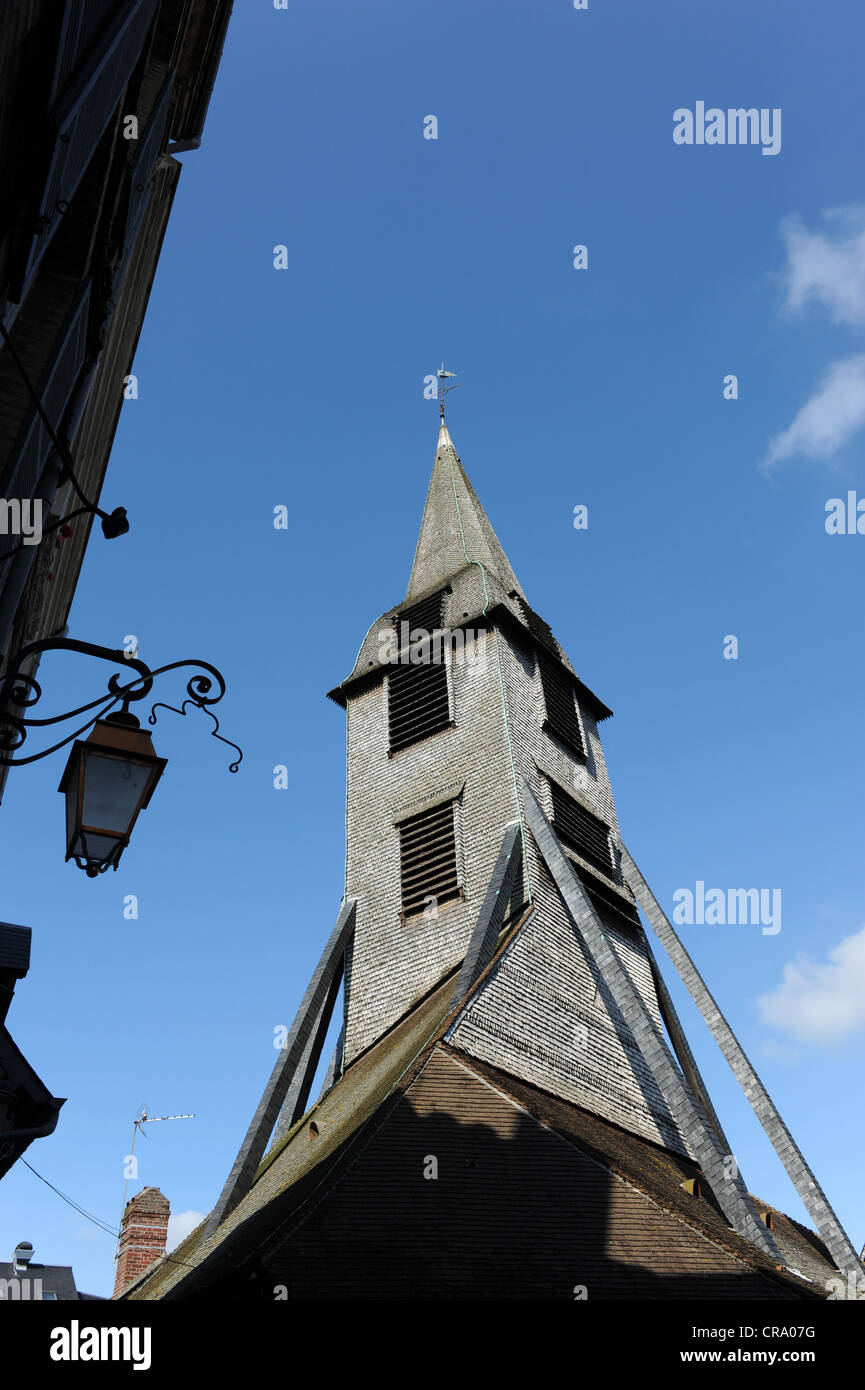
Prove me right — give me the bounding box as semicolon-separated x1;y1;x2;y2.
388;663;450;751
577;867;641;935
388;589;451;752
537;650;585;759
396;590;446;653
549;782;614;879
399;800;460;918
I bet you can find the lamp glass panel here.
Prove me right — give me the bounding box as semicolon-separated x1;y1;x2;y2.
81;751;151;833
65;769;78;851
80;831;122;864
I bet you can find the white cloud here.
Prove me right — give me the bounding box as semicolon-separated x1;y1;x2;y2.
166;1209;203;1252
763;353;865;469
757;923;865;1044
779;207;865;326
764;208;865;470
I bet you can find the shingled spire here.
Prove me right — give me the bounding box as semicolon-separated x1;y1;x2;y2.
164;412;862;1303
405;421;525;602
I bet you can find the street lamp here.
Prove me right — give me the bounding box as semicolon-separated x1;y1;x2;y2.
0;637;241;876
58;711;167;877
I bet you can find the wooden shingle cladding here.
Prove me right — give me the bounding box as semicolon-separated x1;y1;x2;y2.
398;798;460;919
549;780;615;880
513;593;558;653
501;591;613;728
507;591;589;756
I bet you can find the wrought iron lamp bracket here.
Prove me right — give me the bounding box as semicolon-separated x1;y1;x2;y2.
0;637;242;770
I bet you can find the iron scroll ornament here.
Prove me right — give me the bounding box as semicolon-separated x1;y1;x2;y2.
0;637;242;770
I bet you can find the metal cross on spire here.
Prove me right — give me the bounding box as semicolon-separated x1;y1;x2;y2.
437;362;460;421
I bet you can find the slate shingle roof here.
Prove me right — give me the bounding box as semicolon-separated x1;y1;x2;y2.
0;1261;102;1300
124;940;834;1301
124;968;461;1300
258;1047;826;1300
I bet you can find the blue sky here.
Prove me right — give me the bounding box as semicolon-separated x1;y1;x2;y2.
3;0;865;1297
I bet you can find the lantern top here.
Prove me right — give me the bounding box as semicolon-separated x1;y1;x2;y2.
57;717;163;794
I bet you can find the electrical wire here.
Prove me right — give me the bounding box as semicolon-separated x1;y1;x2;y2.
0;324;129;554
20;1158;119;1238
18;1157;207;1283
0;319;99;500
0;323;103;514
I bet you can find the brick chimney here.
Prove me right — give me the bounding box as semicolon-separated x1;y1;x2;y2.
112;1187;170;1298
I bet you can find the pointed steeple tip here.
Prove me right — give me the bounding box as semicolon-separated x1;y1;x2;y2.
405;418;525;603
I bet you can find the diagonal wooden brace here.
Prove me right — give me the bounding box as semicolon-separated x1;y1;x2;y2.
271;959;344;1147
521;780;781;1261
643;935;734;1157
316;1025;345;1103
451;820;523;1010
619;838;865;1280
203;898;356;1237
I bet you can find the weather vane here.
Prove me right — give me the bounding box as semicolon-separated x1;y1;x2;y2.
437;362;460;421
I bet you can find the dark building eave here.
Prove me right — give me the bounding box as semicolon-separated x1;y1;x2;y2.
0;1025;65;1179
0;921;31;976
168;0;234;146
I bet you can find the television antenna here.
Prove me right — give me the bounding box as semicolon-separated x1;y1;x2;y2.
114;1104;195;1259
